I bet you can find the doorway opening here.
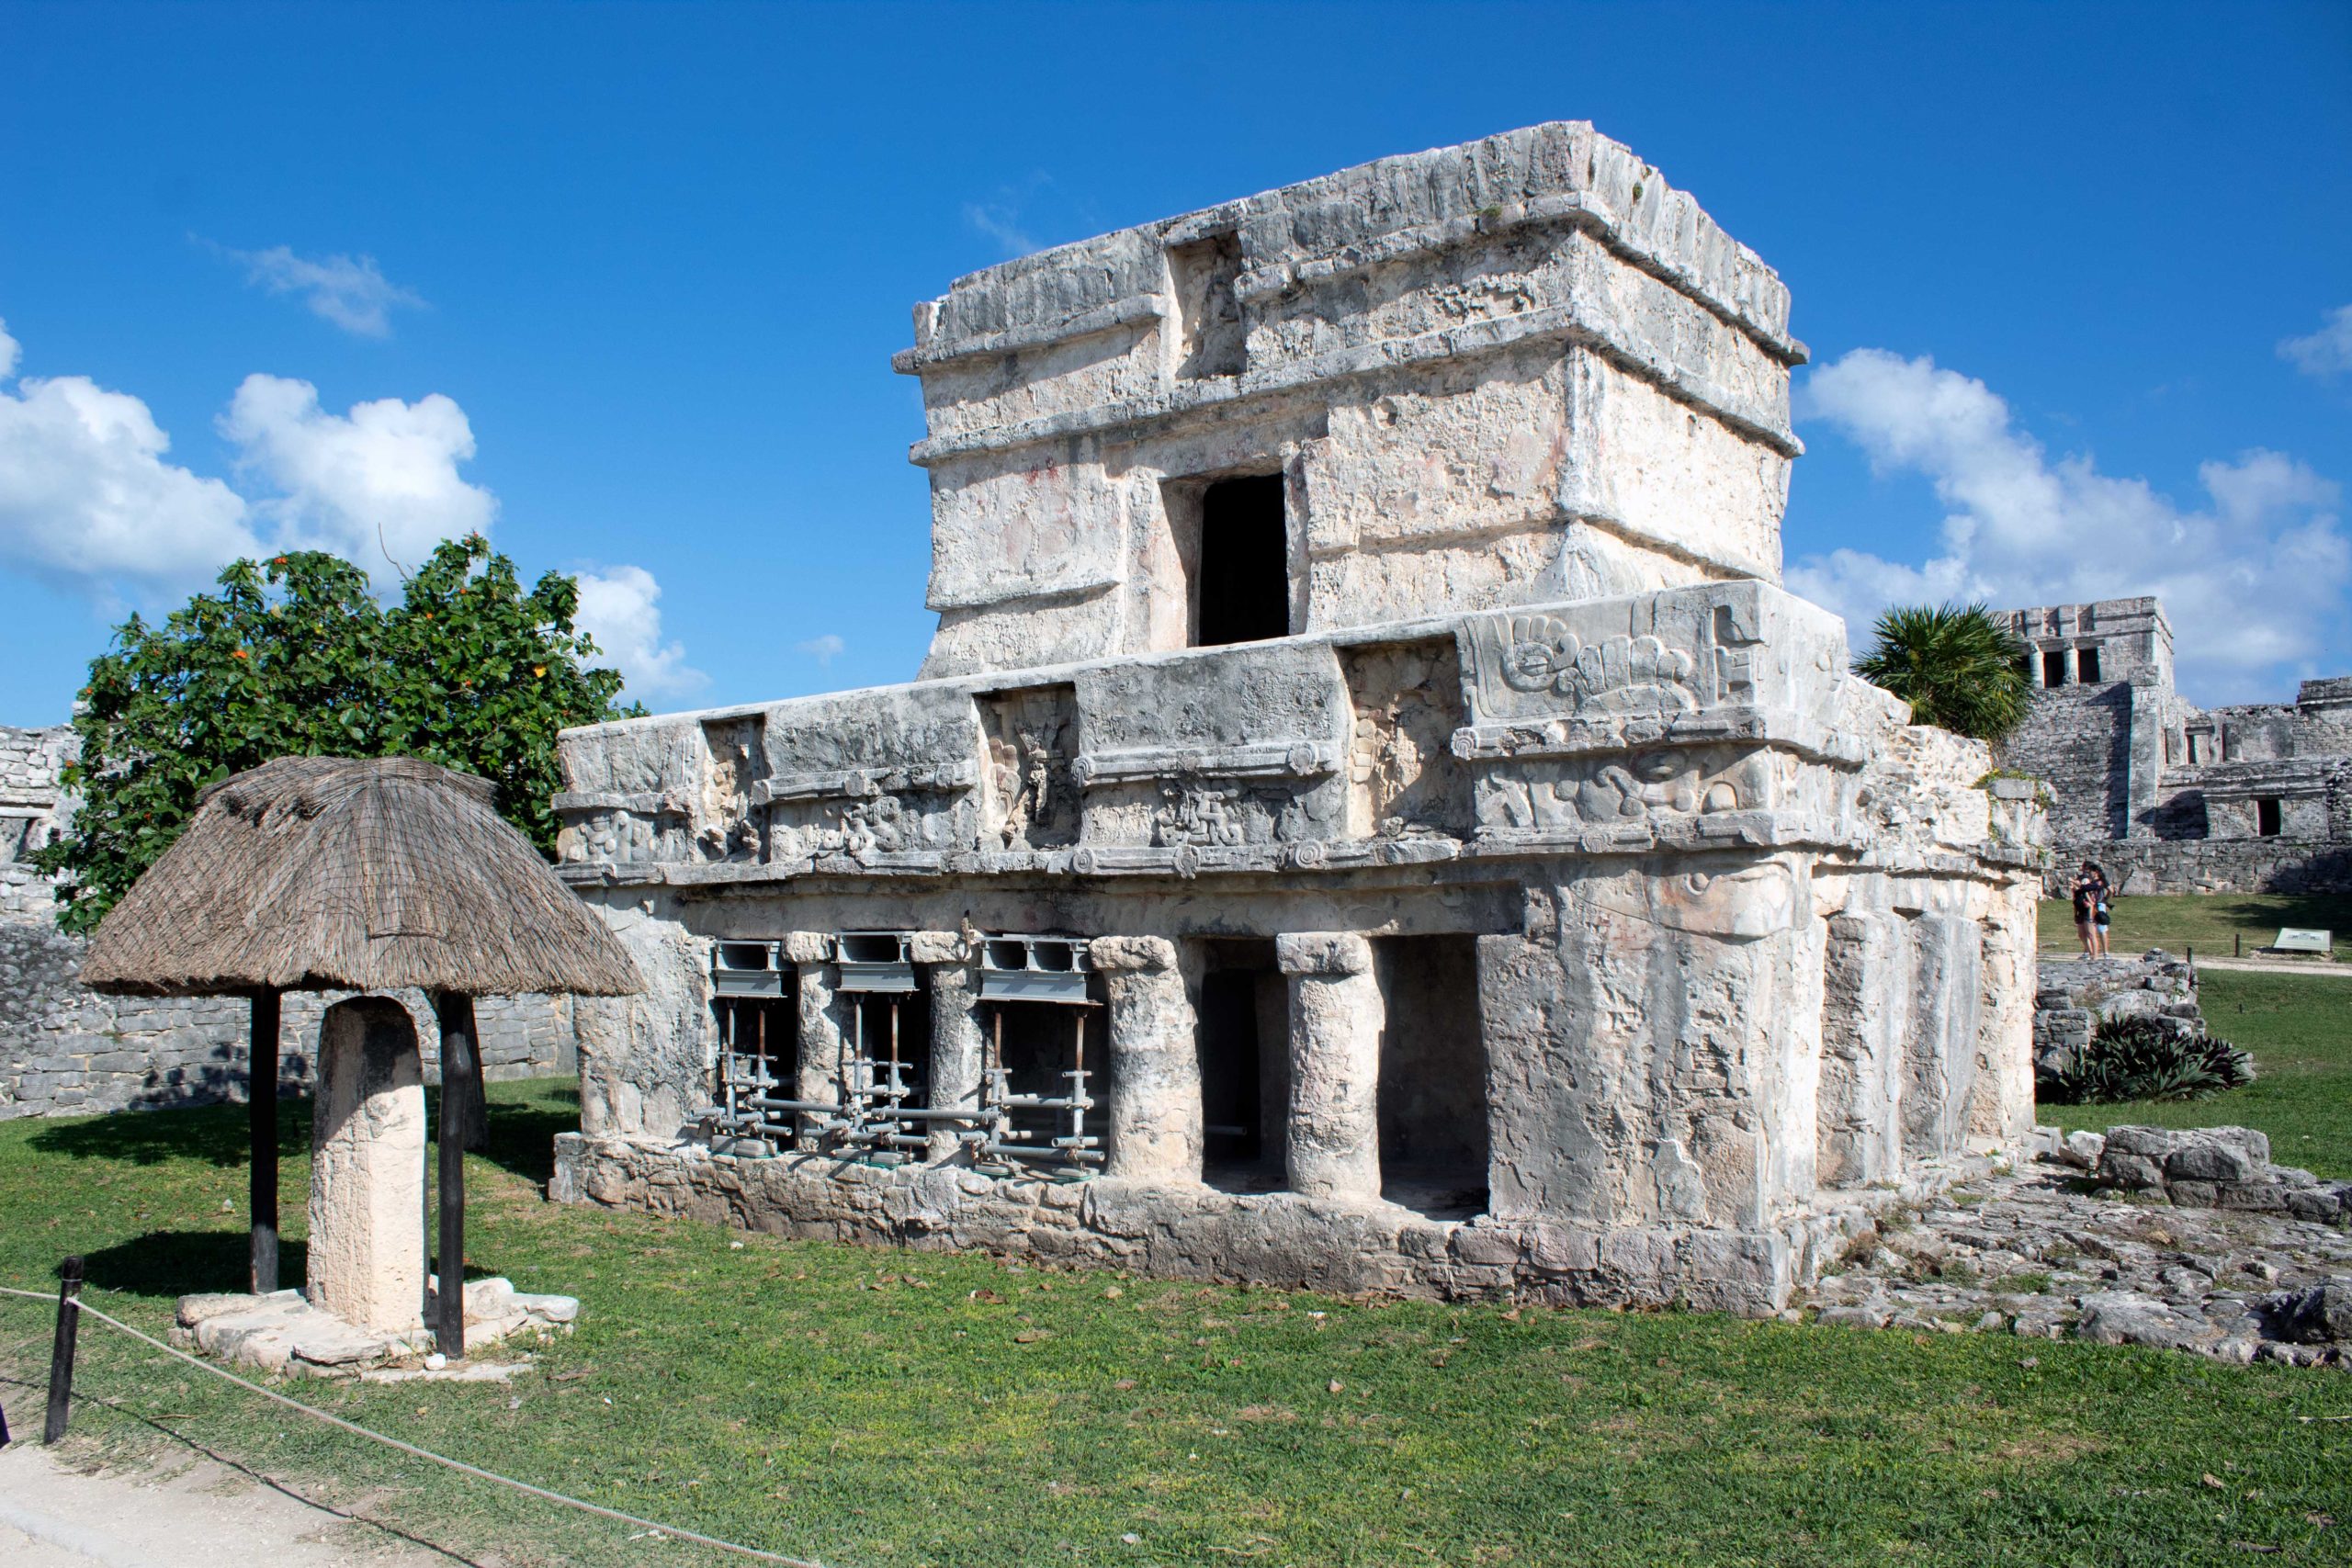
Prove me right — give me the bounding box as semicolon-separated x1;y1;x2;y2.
1193;938;1288;1192
1193;475;1289;647
1374;935;1489;1219
2257;796;2283;837
2041;650;2067;687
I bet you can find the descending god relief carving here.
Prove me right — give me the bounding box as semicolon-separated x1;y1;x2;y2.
1341;641;1468;839
979;685;1080;849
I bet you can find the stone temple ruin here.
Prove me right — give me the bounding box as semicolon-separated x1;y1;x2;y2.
548;123;2045;1314
1996;598;2352;895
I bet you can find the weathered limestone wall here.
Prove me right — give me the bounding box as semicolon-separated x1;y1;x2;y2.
900;122;1807;680
0;724;75;919
0;915;574;1119
547;130;2041;1315
1996;601;2352;894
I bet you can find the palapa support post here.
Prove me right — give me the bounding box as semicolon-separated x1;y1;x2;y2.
249;987;280;1295
44;1256;85;1445
432;990;478;1358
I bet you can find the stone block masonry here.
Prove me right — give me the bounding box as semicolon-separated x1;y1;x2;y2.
1;721;576;1118
0;915;574;1120
548;125;2046;1314
1996;601;2352;895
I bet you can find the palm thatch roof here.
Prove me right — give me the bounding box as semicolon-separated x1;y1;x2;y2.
81;755;642;998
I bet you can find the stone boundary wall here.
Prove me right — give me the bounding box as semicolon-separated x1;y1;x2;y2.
549;1132;1967;1317
2045;838;2352;897
1;916;575;1120
2031;950;2201;1076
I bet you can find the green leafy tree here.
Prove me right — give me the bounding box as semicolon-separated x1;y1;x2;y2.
1852;602;2034;742
34;536;640;932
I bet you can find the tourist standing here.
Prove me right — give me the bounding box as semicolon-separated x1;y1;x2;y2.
2070;863;2109;958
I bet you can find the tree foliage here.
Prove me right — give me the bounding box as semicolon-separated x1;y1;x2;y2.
1852;602;2034;741
34;536;639;932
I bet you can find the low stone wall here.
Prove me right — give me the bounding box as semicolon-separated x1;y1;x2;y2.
2087;1125;2352;1224
549;1132;1939;1316
2047;839;2352;897
2032;950;2202;1076
1;917;575;1120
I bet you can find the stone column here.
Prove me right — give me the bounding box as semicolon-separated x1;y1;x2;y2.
1090;936;1201;1183
913;931;984;1165
308;998;424;1334
1276;932;1385;1201
786;932;845;1152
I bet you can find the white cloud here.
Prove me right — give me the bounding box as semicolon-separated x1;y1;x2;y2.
225;245;424;338
796;633;844;666
0;318;701;702
220;374;496;572
963;201;1036;257
574;565;707;701
0;317;264;596
2279;305;2352;378
1790;348;2348;701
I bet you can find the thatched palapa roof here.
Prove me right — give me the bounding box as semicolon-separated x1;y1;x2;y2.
82;755;642;998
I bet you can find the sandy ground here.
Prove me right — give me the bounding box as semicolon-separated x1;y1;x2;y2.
0;1437;465;1567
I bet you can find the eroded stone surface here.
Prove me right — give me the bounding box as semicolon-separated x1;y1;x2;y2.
307;998;425;1335
173;1277;577;1379
547;128;2044;1314
1801;1138;2352;1368
1995;598;2352;896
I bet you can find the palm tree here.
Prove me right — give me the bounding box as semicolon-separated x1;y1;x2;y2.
1853;602;2033;741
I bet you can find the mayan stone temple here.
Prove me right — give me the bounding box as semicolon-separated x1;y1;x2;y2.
548;123;2046;1314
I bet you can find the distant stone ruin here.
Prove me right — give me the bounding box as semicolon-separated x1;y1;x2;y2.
0;722;574;1119
1996;598;2352;894
541;123;2043;1313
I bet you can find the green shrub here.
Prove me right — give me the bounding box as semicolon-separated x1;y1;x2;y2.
2038;1016;2256;1104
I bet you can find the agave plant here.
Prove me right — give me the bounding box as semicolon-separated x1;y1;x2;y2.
2038;1016;2256;1105
1853;603;2034;741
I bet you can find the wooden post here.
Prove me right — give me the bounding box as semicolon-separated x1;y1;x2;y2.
440;993;489;1154
250;987;280;1295
1;1371;12;1446
43;1256;84;1445
432;992;478;1359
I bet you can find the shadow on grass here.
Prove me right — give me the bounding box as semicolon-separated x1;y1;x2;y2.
474;1085;577;1189
28;1097;312;1168
74;1230;313;1302
25;1083;575;1188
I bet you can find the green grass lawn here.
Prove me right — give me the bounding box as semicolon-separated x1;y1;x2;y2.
2043;967;2352;1179
2038;893;2352;960
4;1081;2351;1568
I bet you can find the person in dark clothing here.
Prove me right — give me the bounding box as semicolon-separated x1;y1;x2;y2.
2069;862;2111;957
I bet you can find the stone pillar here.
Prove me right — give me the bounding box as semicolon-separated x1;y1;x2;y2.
308;998;425;1335
1969;880;2040;1144
786;932;845;1152
913;931;983;1165
1816;908;1908;1188
1276;932;1385;1201
1090;936;1201;1183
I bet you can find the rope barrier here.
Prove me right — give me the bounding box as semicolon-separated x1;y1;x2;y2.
0;1283;827;1568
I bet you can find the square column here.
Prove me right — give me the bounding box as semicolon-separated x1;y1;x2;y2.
1089;936;1201;1182
1276;933;1385;1201
912;930;984;1165
786;932;846;1152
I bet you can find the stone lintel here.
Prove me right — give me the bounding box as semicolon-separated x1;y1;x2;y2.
1275;932;1374;976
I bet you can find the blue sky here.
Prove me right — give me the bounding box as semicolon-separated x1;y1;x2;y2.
1;0;2346;726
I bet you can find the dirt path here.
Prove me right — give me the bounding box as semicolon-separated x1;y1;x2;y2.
0;1438;466;1567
